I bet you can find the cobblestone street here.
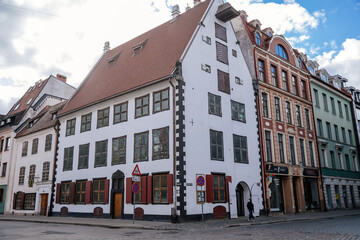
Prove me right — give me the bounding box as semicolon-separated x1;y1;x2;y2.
0;214;359;239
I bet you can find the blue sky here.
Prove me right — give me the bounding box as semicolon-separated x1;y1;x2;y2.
0;0;359;114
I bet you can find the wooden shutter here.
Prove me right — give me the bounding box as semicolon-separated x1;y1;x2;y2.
104;179;110;204
147;175;152;204
216;42;228;65
206;175;214;203
20;192;25;210
126;177;132;204
85;181;92;204
226;176;232;203
167;174;173;203
69;182;75;204
141;176;147;204
215;23;227;42
217;70;230;94
13;193;16;209
55;183;61;203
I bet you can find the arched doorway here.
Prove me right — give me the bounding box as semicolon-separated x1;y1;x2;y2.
111;170;124;219
236;182;250;217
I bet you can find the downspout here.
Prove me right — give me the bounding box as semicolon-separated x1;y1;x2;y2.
169;78;177;223
253;46;269;216
49;119;59;216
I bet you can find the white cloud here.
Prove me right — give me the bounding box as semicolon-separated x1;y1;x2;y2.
315;39;360;89
330;40;338;49
310;45;321;55
313;9;326;24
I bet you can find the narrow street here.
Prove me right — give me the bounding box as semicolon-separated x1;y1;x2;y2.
0;215;359;240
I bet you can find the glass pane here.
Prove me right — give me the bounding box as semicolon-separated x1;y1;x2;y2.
114;105;120;114
219;189;225;201
154;103;161;111
136;99;141;107
213;177;218;187
154;133;160;144
121;103;127;112
211;146;217;158
214;190;219;201
209;105;215;113
161;175;167;187
242;150;247;162
114;115;120;123
218;147;223;159
98;111;103;118
217;133;222;144
154;176;160;188
121;113;127;121
153;190;160;203
154;93;160;102
143;96;149;105
209;96;214;104
235;149;240;162
143;106;148;115
94;182;99;190
162;90;168;99
162;100;168;109
161;190;168;203
135;148;140;159
219;177;224;187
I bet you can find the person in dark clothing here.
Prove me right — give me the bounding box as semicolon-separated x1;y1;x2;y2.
247;199;255;222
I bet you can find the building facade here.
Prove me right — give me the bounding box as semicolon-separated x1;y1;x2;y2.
232;13;325;214
307;64;360;210
52;0;263;221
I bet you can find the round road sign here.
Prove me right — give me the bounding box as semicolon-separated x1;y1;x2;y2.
132;182;140;193
197;176;205;186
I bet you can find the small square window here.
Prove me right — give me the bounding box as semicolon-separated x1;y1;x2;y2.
235;77;242;85
201;64;211;73
232;49;237;57
202;35;211;45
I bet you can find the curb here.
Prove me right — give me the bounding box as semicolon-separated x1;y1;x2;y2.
223;213;360;228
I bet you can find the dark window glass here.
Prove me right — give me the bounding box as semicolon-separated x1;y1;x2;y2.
153;174;168;204
300;139;306;166
24;193;36;210
76;181;86;204
97;108;109;128
213;175;226;202
274;97;281;121
45;134;52;151
330;97;336;115
112;136;126;165
317;119;323;137
42;162;50;182
215;23;227;42
114;102;128;124
258;60;265;82
301;80;307;99
93;179;106;203
153;127;169;160
208;93;222;116
22;141;28;157
66;118;76;136
262;92;269;118
28;165;35;187
276;44;288;60
1;163;7;177
216;41;228;65
81;113;92;132
289;136;296;165
345;104;350;120
63;147;74;171
286;101;292;124
78;144;89;169
338;101;343;118
305;109;311;130
18;167;25;185
292;76;298;95
31;138;38;155
278;134;285;163
60;182;70;203
217;70;230;94
134;132;148;162
95;140;108;167
231;100;246;122
135;95;149;118
271;65;277;87
282;71;288;91
153;89;169;113
322;93;328;111
233;134;248;163
313;89;319;107
265;131;272;162
309;141;315;167
210;130;223;161
348;130;353;145
326;122;332;139
334;125;339;141
341;127;346;143
296;105;302;127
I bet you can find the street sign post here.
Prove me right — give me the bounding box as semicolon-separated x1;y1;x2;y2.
196;175;206;221
132;165;141;224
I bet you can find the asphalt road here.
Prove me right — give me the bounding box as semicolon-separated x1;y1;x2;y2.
0;215;359;240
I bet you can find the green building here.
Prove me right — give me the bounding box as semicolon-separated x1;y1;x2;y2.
308;60;360;210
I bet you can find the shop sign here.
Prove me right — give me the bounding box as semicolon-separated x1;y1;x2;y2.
303;168;319;177
266;164;288;174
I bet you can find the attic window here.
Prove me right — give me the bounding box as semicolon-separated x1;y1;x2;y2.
14;104;20;111
6;118;11;123
268;32;273;37
38;81;43;88
0;121;4;126
31;85;36;91
106;52;120;69
29;121;33;128
132;40;148;57
52;113;57;120
26;98;32;105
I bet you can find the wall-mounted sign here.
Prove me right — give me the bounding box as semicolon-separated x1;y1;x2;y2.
266;164;289;174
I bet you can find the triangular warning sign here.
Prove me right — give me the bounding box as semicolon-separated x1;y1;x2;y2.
132;164;141;176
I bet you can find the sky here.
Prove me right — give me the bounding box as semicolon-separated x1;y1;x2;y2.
0;0;359;114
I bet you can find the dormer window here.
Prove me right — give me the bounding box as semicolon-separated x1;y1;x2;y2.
26;98;32;105
6;118;11;124
52;113;57;120
132;40;147;57
321;74;327;83
0;121;4;126
268;32;272;37
14;104;20;111
107;52;120;69
297;57;302;68
276;44;288;60
255;33;261;45
308;65;314;75
29;122;33;128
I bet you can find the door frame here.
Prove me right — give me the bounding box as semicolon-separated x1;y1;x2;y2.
110;170;125;219
40;193;48;216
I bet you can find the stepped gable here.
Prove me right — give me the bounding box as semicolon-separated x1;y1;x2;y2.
60;0;211;115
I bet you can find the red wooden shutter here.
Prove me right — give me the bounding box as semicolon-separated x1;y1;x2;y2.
85;181;92;204
55;183;61;203
104;179;110;204
226;176;232;203
141;176;147;204
20;192;25;210
206;175;214;203
147;175;152;204
125;177;132;204
13;193;16;209
167;174;173;203
69;182;75;204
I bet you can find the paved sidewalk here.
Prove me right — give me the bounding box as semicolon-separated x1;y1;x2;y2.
0;209;359;231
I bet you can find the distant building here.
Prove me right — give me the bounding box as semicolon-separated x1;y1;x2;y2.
344;86;360;148
0;74;75;214
307;62;360;209
52;0;263;221
232;12;325;214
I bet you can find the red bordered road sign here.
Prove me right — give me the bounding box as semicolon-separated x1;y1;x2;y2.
132;164;141;176
132;182;140;193
197;176;205;186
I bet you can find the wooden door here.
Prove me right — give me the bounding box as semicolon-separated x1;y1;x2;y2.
114;193;122;218
40;194;48;216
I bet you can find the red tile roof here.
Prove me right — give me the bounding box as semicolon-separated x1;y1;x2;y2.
7;78;49;117
60;0;211;116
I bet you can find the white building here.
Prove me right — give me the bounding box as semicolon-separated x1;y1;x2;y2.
0;74;76;214
11;102;65;215
53;0;263;221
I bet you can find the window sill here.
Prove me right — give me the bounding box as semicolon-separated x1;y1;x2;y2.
235;161;249;164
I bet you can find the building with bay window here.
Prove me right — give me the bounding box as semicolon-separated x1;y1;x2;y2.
307;63;360;210
232;12;325;214
52;0;263;221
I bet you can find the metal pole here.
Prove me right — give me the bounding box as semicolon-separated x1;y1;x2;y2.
133;190;135;224
201;202;204;221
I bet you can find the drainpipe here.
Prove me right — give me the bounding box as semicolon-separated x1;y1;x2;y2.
49;119;59;216
169;78;177;223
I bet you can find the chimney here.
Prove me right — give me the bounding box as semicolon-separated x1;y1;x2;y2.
194;0;201;6
171;5;180;19
56;74;67;83
103;41;110;53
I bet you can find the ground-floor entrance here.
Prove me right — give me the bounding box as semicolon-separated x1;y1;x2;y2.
303;178;320;210
236;182;250;217
40;194;48;216
0;185;7;214
111;170;124;219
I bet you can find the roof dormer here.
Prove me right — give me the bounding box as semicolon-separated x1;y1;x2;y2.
263;27;274;37
239;10;248;22
249;19;262;30
316;69;330;83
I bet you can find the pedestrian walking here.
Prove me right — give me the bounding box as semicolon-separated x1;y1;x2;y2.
247;199;255;222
